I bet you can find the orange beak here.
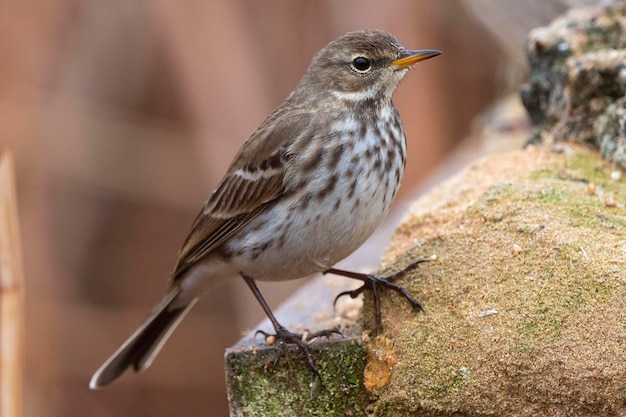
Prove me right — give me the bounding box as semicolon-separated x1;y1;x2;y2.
390;49;441;69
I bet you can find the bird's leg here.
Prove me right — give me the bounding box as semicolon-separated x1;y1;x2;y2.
328;259;429;328
241;274;341;379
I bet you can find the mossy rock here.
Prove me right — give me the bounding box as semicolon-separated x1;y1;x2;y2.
225;339;369;417
366;144;626;417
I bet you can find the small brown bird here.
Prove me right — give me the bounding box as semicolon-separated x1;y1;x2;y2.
90;29;440;389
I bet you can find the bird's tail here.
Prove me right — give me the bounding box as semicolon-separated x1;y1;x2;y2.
89;287;197;389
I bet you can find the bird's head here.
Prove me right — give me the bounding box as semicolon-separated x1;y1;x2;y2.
297;29;441;102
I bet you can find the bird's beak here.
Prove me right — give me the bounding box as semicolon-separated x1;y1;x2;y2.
390;49;441;70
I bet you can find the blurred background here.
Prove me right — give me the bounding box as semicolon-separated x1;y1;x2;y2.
0;0;588;416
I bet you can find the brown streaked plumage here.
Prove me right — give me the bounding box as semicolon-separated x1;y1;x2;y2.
90;29;441;389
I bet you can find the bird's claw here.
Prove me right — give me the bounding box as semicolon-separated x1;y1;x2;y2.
254;325;342;378
331;258;430;329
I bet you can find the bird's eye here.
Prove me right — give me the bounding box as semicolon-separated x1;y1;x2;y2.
351;56;371;73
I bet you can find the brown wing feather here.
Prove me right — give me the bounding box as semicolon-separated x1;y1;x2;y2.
171;109;311;279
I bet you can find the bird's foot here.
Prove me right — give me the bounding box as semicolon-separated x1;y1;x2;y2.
255;326;342;379
329;258;430;328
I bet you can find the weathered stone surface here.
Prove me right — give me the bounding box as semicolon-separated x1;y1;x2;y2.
521;1;626;170
225;338;368;417
224;275;368;417
598;96;626;168
366;144;626;416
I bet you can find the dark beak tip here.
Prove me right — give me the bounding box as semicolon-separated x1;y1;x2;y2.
390;48;442;69
412;49;442;58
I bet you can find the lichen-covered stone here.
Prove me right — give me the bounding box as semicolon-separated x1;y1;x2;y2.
598;96;626;166
366;144;626;417
224;274;368;416
521;2;626;170
225;339;369;417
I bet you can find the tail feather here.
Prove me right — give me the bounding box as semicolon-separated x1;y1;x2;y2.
89;288;197;389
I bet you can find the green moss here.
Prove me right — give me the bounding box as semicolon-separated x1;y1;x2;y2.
482;183;514;204
226;340;370;417
519;311;563;340
596;212;626;229
567;152;626;197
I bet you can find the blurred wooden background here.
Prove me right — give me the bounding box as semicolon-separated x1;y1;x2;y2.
0;1;583;416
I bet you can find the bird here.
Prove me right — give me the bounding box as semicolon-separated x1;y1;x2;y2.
89;29;441;389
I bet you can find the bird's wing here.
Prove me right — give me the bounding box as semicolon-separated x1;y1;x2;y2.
171;110;311;280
